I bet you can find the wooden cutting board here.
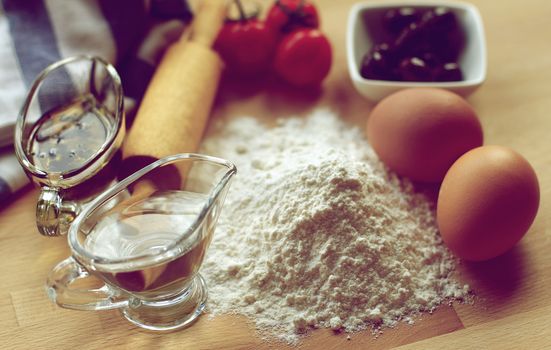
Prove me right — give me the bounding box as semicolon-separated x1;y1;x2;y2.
2;0;551;349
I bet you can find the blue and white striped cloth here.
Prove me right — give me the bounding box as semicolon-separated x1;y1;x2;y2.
0;0;192;203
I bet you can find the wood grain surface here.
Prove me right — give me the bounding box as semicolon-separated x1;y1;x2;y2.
2;0;551;349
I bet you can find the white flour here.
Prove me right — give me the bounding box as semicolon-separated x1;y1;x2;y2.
200;109;469;344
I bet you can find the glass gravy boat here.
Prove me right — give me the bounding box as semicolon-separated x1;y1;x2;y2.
46;153;236;330
14;56;125;236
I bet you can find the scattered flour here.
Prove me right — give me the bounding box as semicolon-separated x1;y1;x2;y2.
200;109;469;344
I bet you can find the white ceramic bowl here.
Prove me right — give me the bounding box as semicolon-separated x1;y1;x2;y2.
346;0;487;102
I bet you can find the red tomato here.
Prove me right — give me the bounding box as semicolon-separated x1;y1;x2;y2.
266;0;320;33
274;29;332;87
215;20;277;75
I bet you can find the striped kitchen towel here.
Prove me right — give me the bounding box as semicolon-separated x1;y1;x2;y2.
0;0;193;204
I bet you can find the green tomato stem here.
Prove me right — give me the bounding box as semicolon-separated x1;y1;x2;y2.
234;0;247;23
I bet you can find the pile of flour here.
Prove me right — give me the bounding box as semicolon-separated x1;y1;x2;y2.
200;109;469;344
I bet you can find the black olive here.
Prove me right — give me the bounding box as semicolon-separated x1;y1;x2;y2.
398;57;433;81
421;7;464;61
360;43;397;80
421;7;458;34
434;62;463;81
383;7;422;34
419;52;441;69
394;22;429;57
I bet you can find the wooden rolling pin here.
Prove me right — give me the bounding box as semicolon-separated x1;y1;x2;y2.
119;0;227;185
116;0;228;292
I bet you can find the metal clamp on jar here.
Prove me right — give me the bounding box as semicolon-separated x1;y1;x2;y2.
14;56;125;236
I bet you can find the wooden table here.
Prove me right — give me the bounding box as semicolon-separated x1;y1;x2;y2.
2;0;551;348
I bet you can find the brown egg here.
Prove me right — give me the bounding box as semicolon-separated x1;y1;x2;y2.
367;88;483;182
437;145;540;261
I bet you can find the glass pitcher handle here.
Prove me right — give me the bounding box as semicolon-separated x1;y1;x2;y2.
46;257;129;311
36;187;80;236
